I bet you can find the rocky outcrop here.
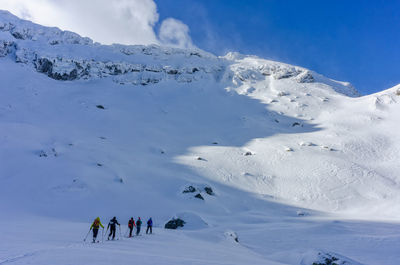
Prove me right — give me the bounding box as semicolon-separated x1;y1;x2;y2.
0;40;15;57
0;10;359;97
164;218;185;229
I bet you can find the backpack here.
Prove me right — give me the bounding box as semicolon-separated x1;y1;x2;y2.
93;219;99;228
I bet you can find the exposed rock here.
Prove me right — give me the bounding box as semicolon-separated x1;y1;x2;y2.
182;186;196;193
273;67;301;79
51;148;58;157
224;231;239;243
114;177;124;183
96;105;105;109
296;210;307;216
244;151;253;156
194;193;204;200
204;186;214;196
0;40;15;57
299;142;315;146
295;70;314;83
38;150;47;157
303;250;363;265
164;218;185;229
292;122;301;127
166;69;179;75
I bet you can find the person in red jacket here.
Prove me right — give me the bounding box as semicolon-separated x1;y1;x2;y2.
128;217;136;237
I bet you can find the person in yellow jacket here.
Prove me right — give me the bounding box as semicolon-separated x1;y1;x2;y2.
90;217;104;243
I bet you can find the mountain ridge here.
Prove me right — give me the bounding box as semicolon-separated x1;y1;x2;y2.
0;9;359;97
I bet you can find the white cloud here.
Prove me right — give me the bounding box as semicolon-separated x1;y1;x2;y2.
0;0;195;48
159;18;194;49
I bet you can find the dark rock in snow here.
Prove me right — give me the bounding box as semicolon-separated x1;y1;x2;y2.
164;218;185;229
38;150;48;157
297;210;307;216
312;255;339;265
97;163;102;167
114;177;124;183
292;122;301;127
296;70;314;83
35;58;53;74
166;69;178;75
51;148;58;157
34;58;79;80
0;40;15;57
96;105;105;109
204;186;214;196
225;231;239;243
194;193;204;200
182;186;196;193
244;151;253;156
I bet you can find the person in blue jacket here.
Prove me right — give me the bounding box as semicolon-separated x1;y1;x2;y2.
146;217;153;234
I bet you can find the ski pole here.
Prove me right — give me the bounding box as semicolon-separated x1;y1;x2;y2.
119;225;122;240
102;227;105;242
83;228;92;242
103;226;109;241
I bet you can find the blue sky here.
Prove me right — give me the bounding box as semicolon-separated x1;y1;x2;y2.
156;0;400;95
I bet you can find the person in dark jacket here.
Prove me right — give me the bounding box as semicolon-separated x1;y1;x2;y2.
128;217;135;237
146;217;153;234
136;217;142;236
107;216;120;240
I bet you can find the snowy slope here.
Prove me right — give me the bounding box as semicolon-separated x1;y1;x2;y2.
1;10;400;265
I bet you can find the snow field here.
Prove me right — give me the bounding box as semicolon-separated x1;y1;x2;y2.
1;10;400;264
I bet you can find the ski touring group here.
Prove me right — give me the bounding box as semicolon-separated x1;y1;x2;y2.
85;216;153;243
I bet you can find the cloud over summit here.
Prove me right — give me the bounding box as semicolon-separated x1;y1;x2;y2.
0;0;194;48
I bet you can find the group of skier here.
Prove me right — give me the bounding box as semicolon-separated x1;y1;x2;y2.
88;216;153;243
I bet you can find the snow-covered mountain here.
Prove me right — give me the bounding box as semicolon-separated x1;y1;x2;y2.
1;10;400;265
